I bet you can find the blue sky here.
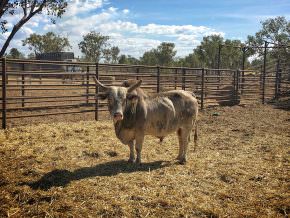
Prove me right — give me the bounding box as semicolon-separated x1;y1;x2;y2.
1;0;290;58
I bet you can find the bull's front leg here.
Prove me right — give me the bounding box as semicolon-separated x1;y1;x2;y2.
135;134;144;164
127;141;135;163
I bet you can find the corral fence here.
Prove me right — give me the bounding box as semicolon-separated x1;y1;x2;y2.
1;57;289;128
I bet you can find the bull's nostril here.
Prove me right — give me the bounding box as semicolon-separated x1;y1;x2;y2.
114;113;123;118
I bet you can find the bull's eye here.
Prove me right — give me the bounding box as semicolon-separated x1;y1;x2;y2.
127;95;133;100
126;94;138;100
108;97;114;104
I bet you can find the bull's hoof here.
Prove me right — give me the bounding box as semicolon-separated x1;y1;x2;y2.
136;158;142;165
178;158;187;165
127;158;135;163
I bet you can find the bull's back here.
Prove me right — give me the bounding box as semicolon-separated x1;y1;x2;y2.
143;90;198;137
166;90;198;118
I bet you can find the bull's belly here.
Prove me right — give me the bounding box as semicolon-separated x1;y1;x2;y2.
145;128;177;138
144;120;181;137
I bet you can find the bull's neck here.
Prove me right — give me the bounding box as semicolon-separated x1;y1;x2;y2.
113;103;138;136
114;121;123;138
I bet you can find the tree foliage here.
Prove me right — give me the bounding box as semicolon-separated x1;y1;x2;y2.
175;53;200;68
140;49;158;65
194;35;223;68
118;55;140;65
78;31;110;63
104;46;120;64
140;42;177;66
6;47;24;58
22;32;71;55
0;0;68;57
247;16;290;63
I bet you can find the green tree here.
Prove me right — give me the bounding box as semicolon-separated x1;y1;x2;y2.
247;16;290;62
110;46;120;64
103;46;120;64
22;32;71;55
221;39;244;69
0;0;68;57
7;48;24;58
156;42;177;66
119;55;139;65
78;31;110;62
194;35;223;68
140;42;177;66
140;49;158;65
175;53;201;67
27;52;35;59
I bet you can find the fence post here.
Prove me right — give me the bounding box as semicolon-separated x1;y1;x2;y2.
86;66;89;104
274;59;281;99
157;66;160;93
217;44;222;90
241;46;246;94
2;58;7;129
174;68;177;90
233;69;236;98
21;63;25;107
63;65;67;84
136;67;139;80
182;68;186;90
236;69;240;102
262;41;268;104
201;68;205;110
95;63;99;121
278;68;282;98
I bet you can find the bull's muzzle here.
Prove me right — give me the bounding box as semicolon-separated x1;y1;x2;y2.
113;112;123;121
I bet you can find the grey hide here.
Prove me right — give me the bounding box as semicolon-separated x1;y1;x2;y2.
94;78;198;164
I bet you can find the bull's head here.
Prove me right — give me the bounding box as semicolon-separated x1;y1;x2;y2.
93;77;142;123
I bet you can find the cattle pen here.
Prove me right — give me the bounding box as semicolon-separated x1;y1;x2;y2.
1;57;289;128
0;57;289;217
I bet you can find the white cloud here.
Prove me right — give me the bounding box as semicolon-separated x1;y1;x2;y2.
2;0;225;58
122;9;130;14
108;7;118;13
111;37;161;57
65;0;104;17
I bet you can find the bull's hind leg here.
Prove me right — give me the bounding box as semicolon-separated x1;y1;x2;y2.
127;141;135;163
176;128;191;164
176;128;183;160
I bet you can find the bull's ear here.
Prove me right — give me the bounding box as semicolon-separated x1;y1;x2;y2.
97;93;108;100
127;79;142;93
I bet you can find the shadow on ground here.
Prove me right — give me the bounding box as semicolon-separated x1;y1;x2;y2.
269;97;290;111
22;160;169;190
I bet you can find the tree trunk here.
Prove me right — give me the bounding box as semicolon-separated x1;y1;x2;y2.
0;5;43;57
0;21;26;57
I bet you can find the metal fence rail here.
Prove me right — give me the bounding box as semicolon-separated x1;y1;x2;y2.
0;58;288;128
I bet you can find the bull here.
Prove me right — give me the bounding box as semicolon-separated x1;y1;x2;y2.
94;78;198;164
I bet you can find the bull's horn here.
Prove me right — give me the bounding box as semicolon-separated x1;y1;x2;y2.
127;79;142;92
93;76;109;90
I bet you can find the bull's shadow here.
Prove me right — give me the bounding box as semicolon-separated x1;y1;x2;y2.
24;160;169;191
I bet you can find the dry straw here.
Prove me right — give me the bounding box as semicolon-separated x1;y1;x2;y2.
0;104;289;217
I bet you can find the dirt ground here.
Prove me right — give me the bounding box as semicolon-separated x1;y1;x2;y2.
0;103;289;217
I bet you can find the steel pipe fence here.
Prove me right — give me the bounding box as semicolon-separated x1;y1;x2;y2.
0;58;288;128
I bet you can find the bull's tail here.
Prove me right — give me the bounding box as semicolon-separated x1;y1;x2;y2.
193;122;198;151
191;91;201;104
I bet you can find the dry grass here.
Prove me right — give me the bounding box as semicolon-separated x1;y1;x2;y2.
0;104;289;217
